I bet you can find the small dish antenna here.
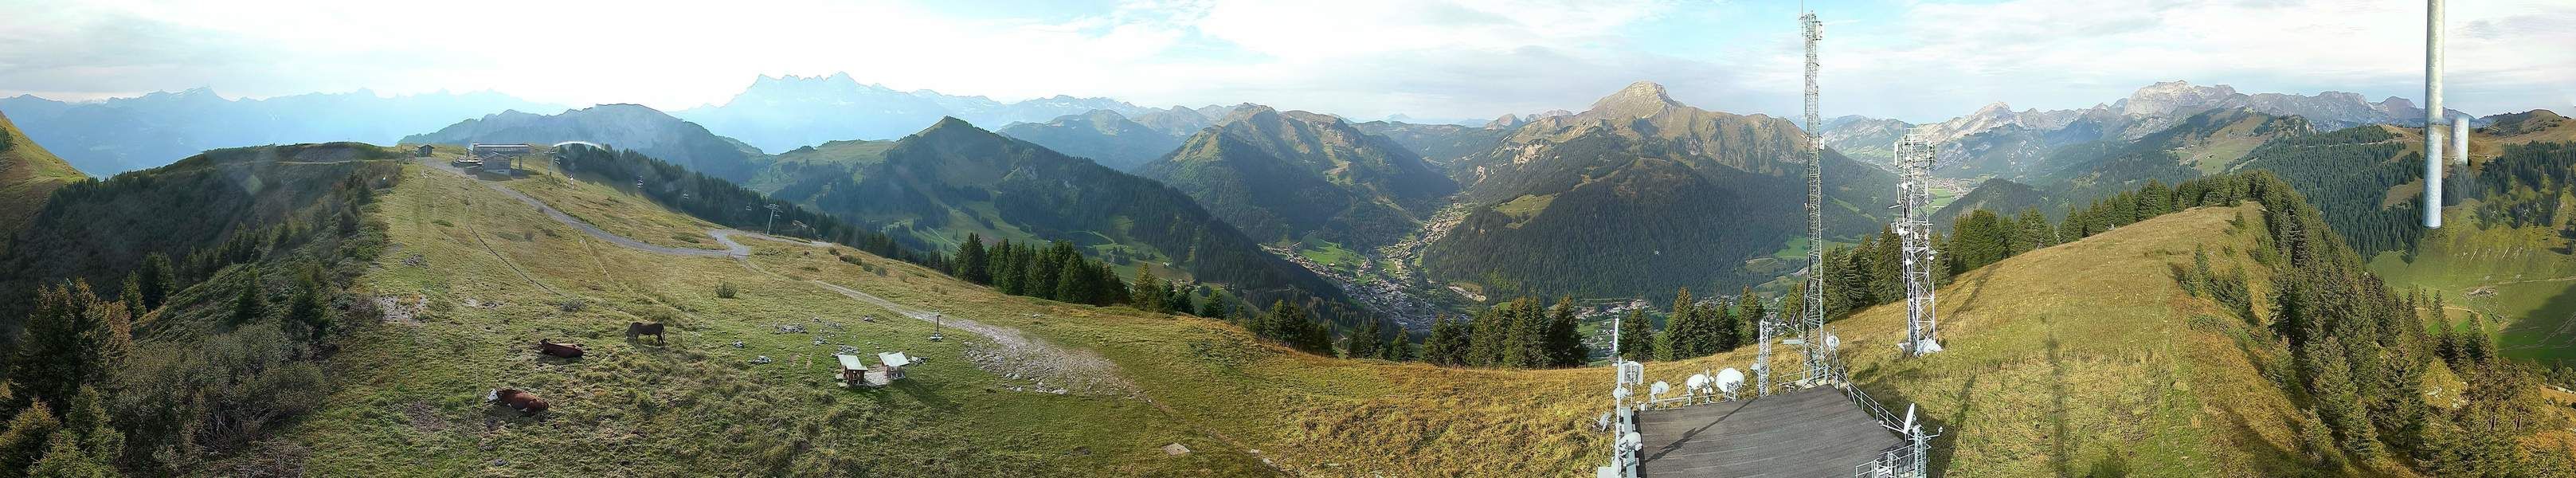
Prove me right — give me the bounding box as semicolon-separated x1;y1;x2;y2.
1685;374;1712;394
1649;381;1672;398
1715;367;1747;393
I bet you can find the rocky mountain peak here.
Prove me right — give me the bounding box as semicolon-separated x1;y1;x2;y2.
1589;81;1683;117
1484;114;1526;130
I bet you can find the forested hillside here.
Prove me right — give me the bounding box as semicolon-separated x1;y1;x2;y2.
995;110;1184;171
1420;81;1896;300
749;118;1356;319
1137;107;1456;249
0;143;401;475
1;143;402;324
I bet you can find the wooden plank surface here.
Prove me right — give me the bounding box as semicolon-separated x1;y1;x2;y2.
1636;386;1905;477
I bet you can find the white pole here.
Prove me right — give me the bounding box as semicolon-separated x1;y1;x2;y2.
2425;0;2445;229
2453;116;2471;166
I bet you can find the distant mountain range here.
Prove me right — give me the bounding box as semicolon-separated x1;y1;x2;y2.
0;88;558;174
1419;81;1896;299
402;104;772;182
1137;106;1457;249
1822;80;2480;177
673;72;1157;152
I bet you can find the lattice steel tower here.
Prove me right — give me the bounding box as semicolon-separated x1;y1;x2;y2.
1893;134;1941;357
1795;10;1833;385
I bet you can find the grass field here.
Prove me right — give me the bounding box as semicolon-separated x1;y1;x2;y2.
253;158;2567;476
0;111;87;233
1666;204;2422;476
275;162;1614;476
2369;204;2576;365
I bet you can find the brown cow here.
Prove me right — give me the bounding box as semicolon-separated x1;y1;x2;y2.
626;322;666;343
536;339;584;358
487;389;550;414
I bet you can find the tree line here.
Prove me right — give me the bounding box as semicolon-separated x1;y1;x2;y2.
1;157;395;476
551;144;940;268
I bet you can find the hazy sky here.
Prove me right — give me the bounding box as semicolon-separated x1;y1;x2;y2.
2;0;2569;123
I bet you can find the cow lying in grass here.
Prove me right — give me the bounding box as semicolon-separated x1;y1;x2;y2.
536;339;584;358
487;389;550;414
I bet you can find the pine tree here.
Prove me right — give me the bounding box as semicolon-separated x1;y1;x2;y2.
1665;288;1701;358
1736;288;1765;347
1380;332;1408;361
1423;315;1469;366
11;281;133;409
955;233;990;284
231;267;267;326
137;253;176;311
1347;319;1382;358
2307;338;2380;458
0;401;59;478
118;272;145;316
2010;208;2055;253
1543;297;1587;366
1616;309;1652;362
284;272;331;345
1129;265;1165;313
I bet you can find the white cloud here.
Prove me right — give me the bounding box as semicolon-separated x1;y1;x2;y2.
0;0;2566;122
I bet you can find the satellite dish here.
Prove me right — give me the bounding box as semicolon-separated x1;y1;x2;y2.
1619;432;1643;451
1613;386;1632;401
1919;339;1944;354
1826;334;1842;349
1716;368;1747;392
1650;381;1672;398
1684;374;1710;393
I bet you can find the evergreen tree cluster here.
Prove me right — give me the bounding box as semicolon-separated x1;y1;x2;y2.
551;144;938;267
0;154;393;476
1418;297;1590;368
2167;170;2576;475
2230;125;2423;256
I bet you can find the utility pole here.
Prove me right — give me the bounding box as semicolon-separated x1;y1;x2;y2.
2425;0;2445;229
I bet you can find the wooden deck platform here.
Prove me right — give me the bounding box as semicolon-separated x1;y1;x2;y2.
1635;386;1905;477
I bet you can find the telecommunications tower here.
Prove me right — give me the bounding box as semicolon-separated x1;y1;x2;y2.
1893;135;1941;356
1795;10;1834;385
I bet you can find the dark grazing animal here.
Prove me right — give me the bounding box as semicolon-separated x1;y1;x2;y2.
487;389;550;414
536;339;585;358
626;322;666;343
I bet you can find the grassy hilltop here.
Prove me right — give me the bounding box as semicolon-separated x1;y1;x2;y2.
163;147;2570;476
277;156;1610;476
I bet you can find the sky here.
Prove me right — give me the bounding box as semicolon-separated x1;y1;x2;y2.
0;0;2569;123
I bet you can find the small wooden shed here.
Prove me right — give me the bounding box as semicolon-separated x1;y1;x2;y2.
835;354;868;387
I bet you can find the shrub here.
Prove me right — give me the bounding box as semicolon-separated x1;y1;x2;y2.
715;281;738;299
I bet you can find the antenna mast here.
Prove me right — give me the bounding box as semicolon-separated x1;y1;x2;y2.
1797;9;1833;386
1894;134;1941;357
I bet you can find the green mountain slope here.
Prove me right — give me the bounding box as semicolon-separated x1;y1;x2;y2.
264;157;1612;475
758;117;1349;308
1;142;400;310
1932;178;2049;227
1420;81;1897;299
1137;107;1458;249
1352;120;1511;172
403;104;769;182
0;111;87;236
744;139;898;198
995;110;1184;171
